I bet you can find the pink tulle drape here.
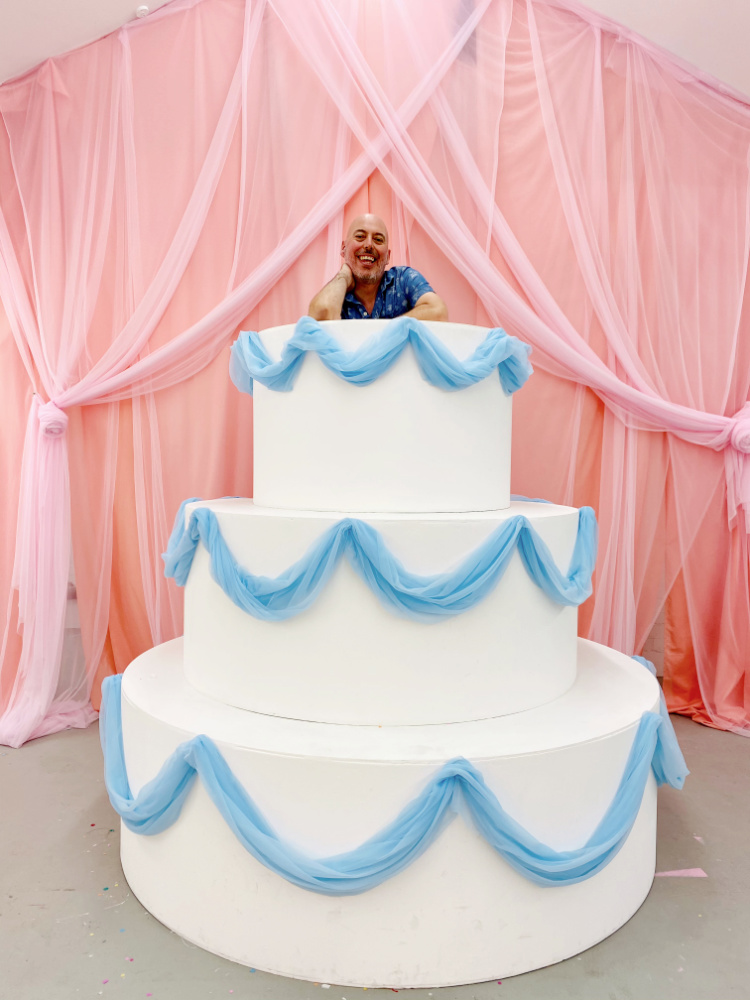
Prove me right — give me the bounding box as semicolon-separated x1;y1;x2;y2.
1;0;749;747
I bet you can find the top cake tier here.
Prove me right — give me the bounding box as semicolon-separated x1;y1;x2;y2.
234;318;531;514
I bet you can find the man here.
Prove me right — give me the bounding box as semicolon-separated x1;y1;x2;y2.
308;214;448;321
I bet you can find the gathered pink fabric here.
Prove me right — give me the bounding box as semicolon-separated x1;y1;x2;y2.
1;0;749;746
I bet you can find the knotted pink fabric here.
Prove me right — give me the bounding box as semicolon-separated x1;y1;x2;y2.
0;0;749;746
730;404;750;455
724;403;750;531
37;400;68;437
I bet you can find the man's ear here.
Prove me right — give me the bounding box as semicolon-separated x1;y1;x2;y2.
387;248;392;263
340;241;346;256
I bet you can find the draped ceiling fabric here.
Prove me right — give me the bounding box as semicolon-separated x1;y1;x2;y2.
0;0;749;747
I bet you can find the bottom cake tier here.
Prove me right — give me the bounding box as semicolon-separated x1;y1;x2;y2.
118;638;661;988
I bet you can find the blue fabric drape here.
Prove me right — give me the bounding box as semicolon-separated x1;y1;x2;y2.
100;664;685;896
163;501;598;621
631;656;689;789
229;315;533;396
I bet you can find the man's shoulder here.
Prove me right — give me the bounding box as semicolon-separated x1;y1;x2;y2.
384;265;432;292
386;265;427;280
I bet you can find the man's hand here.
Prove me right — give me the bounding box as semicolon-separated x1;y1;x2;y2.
338;263;355;292
308;266;355;320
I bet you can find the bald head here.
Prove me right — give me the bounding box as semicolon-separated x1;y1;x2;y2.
345;214;389;242
341;214;391;287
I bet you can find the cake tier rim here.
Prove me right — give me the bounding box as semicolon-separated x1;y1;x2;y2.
255;316;497;344
122;637;660;763
187;496;580;522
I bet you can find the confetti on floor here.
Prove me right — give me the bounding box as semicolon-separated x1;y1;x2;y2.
655;868;708;878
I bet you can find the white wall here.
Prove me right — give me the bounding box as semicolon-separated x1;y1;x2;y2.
0;0;171;85
582;0;750;98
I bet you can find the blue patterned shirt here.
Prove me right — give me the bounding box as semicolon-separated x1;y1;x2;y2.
341;266;433;319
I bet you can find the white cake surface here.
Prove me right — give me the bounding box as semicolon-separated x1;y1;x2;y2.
120;638;660;987
116;318;674;988
183;498;583;724
251;320;513;513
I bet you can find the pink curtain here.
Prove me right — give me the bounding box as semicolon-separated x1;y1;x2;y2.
1;0;749;747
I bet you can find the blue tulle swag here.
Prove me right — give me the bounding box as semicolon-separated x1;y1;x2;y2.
162;500;599;621
100;662;687;896
229;315;533;396
631;655;690;788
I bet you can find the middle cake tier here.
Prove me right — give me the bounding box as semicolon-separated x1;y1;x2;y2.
180;498;591;726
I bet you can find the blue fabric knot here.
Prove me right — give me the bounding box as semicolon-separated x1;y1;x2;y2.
229;315;533;396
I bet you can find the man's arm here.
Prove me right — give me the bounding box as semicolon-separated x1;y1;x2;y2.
308;265;354;321
403;291;449;322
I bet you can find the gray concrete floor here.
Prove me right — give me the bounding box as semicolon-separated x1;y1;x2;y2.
1;715;748;1000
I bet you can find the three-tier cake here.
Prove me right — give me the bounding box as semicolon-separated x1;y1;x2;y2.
106;318;676;988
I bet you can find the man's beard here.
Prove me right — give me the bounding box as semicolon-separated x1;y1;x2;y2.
356;270;381;285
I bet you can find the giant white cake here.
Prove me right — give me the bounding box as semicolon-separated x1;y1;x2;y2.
113;318;670;988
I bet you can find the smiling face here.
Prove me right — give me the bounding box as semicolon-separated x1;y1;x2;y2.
341;214;391;287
